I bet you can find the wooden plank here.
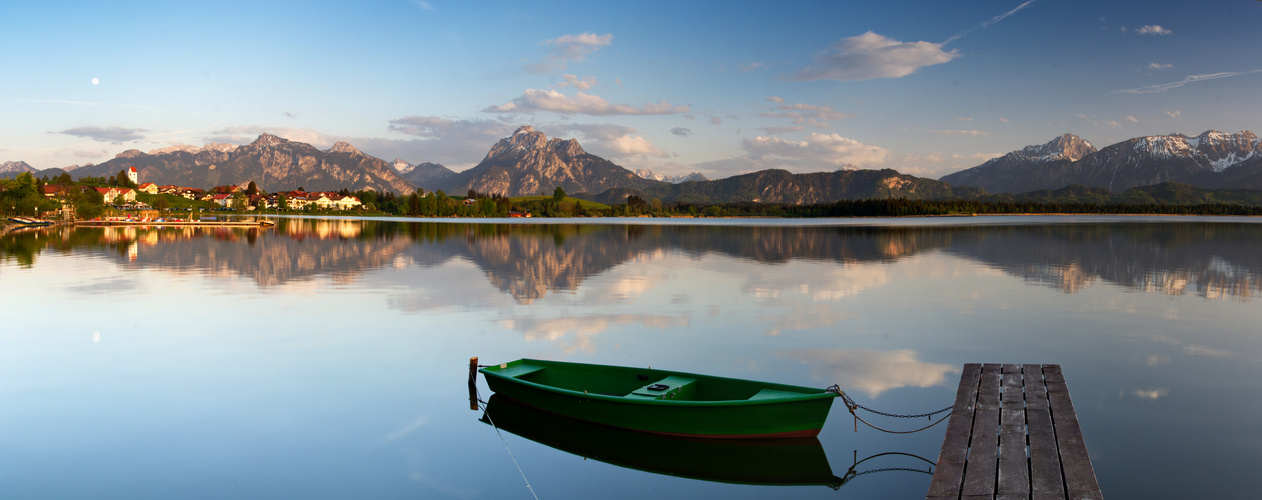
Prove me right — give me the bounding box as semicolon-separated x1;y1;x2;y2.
977;363;1002;409
1023;363;1049;410
997;422;1029;495
1026;396;1064;496
997;364;1029;496
1048;367;1102;498
927;364;982;498
962;365;1000;497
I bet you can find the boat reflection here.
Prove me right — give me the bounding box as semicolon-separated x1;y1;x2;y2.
479;394;846;488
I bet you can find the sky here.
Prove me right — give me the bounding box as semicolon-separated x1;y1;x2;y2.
2;0;1260;180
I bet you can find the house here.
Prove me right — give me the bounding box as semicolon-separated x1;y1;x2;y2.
306;193;332;210
137;183;158;194
115;188;137;203
127;167;138;184
211;194;234;207
212;185;243;195
42;185;68;198
247;195;269;210
95;187;120;204
328;194;362;210
508;211;532;218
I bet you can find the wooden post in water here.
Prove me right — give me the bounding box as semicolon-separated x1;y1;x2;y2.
468;357;479;411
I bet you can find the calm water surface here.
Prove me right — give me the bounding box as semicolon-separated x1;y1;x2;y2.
2;216;1260;499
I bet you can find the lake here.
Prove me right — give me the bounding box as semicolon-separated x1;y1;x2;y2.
2;216;1260;499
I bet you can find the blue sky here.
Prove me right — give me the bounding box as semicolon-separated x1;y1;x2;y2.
2;0;1259;179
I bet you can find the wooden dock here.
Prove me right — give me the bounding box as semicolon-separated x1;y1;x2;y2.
926;364;1102;500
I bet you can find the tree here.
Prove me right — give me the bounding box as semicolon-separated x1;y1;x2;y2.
232;193;248;212
277;193;289;211
246;181;259;195
553;186;567;202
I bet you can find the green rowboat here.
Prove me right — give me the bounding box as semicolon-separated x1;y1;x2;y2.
478;358;841;439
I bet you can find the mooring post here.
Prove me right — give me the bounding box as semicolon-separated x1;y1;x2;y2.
468;357;479;411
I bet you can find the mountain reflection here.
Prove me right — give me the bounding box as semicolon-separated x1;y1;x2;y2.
938;224;1262;299
3;219;1261;300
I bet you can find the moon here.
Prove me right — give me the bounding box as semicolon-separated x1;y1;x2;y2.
91;77;99;85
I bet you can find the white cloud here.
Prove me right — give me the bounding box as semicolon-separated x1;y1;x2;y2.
1135;25;1173;36
410;0;434;10
526;33;613;74
1125;115;1139;123
755;126;806;135
788;31;959;82
1149;62;1173;70
742;132;890;168
1164;110;1181;119
59;125;149;144
998;117;1010;123
605;135;667;157
544;123;668;158
556;74;598;90
710;116;722;125
759;103;851;125
928;129;989;136
483;89;689;116
738;62;765;73
1115;69;1262;94
766;96;784;104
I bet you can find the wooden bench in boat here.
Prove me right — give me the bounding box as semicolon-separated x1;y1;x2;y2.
625;376;697;400
497;363;546;378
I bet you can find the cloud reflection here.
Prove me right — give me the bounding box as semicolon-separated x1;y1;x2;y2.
500;314;688;353
781;348;957;398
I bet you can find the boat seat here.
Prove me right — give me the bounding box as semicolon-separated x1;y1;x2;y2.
497;364;545;379
625;376;697;400
748;388;806;401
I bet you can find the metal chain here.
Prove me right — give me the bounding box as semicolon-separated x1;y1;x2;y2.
833;386;952;419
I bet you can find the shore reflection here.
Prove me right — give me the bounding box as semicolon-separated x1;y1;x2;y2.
4;219;1261;300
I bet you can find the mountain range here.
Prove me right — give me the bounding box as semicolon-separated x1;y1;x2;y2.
6;127;1262;203
943;130;1262;193
65;134;416;194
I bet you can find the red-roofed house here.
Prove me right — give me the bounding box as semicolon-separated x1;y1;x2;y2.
137;183;158;194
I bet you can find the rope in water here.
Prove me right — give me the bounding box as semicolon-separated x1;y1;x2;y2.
472;383;540;500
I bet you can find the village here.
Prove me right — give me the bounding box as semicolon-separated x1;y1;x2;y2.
37;167;364;213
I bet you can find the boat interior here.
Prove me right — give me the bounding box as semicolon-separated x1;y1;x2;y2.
491;360;820;402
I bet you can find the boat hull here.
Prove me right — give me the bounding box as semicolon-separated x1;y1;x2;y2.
480;359;838;439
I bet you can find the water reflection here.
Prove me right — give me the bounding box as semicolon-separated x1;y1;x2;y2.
4;219;1261;300
781;349;958;398
479;394;846;488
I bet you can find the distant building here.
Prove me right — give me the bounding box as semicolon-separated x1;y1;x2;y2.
127;167;138;185
137;183;158;194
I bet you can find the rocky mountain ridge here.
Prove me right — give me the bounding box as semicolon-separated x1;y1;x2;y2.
391;159;456;188
634;169;708;184
944;130;1262;193
70;133;416;194
434;126;664;197
0;161;36;177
